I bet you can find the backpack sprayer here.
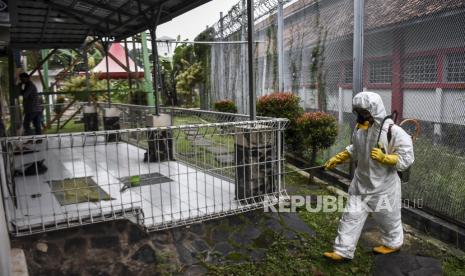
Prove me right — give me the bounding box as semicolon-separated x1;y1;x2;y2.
376;111;420;183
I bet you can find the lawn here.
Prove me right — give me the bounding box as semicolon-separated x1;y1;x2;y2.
45;120;85;134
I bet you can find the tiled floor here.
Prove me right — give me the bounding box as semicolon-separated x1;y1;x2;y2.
3;136;239;232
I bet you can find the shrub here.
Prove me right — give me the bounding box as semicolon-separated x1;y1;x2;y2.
297;112;338;166
257;92;304;151
214;99;237;113
130;90;148;106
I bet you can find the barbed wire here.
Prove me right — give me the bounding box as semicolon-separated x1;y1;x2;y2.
210;0;293;39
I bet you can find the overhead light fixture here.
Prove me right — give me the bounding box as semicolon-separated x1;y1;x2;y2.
50;16;66;23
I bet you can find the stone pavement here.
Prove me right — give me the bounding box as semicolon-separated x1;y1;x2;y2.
12;210;315;275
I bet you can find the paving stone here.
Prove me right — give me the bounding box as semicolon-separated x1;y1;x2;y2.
240;224;261;240
184;130;198;137
172;228;188;242
372;253;442;276
206;146;231;155
189;223;205;236
86;267;111;276
231;232;249;246
280;213;316;237
64;237;87;255
184;265;208;275
265;216;284;232
253;229;277;248
227;215;244;226
192;138;212;146
131;244;158;264
211;228;230;243
214;154;234;164
283;229;298;240
112;263;133;276
91;236;120;249
33;242;61;265
176;243;195;265
36;242;48;253
250;248;266;262
152;230;172;245
192;239;210;252
128;225;148;244
213;242;234;256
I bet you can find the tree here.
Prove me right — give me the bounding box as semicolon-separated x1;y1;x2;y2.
175;61;203;107
59;73;106;102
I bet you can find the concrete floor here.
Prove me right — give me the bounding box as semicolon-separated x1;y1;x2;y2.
3;136;240;233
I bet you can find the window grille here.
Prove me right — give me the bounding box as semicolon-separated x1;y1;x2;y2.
369;60;392;83
403;56;437;83
344;63;353;83
446;53;465;82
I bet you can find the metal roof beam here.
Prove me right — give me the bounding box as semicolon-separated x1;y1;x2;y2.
10;42;85;49
110;0;171;34
47;1;120;27
75;0;133;18
39;6;51;44
41;1;108;36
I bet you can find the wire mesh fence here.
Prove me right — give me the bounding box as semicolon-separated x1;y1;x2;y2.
206;0;465;225
0;106;288;236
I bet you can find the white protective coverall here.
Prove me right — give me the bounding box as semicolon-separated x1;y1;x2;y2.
333;92;414;259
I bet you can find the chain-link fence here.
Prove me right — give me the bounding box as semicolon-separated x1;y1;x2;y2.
206;0;465;226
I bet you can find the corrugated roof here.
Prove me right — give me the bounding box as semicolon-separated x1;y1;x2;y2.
255;0;465;47
11;0;212;49
90;43;144;79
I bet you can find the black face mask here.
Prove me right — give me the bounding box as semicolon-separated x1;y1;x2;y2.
357;114;369;124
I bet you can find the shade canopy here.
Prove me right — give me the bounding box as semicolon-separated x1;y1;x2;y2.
10;0;212;49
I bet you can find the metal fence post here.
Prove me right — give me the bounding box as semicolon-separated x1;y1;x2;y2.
247;0;256;120
277;0;284;92
353;0;364;96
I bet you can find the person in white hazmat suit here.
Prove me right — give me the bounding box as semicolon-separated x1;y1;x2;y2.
323;92;414;261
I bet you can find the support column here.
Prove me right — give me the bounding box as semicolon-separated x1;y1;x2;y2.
277;0;284;92
149;29;160;115
141;32;155;106
247;0;256;120
338;86;344;124
433;87;443;145
353;0;364;96
8;49;18;136
123;38;133;102
41;49;51;122
103;43;111;107
391;32;403;119
241;0;248;114
219;12;225;101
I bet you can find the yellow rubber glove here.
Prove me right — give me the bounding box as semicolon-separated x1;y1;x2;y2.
324;150;350;170
370;147;399;166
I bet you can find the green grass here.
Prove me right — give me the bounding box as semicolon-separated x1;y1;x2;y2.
45;120;85;134
403;138;465;223
204;167;465;275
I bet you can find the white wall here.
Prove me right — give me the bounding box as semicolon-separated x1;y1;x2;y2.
442;90;465;125
403;89;439;122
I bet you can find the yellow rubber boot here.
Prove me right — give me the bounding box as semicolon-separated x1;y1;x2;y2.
373;245;400;254
323;251;350;262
